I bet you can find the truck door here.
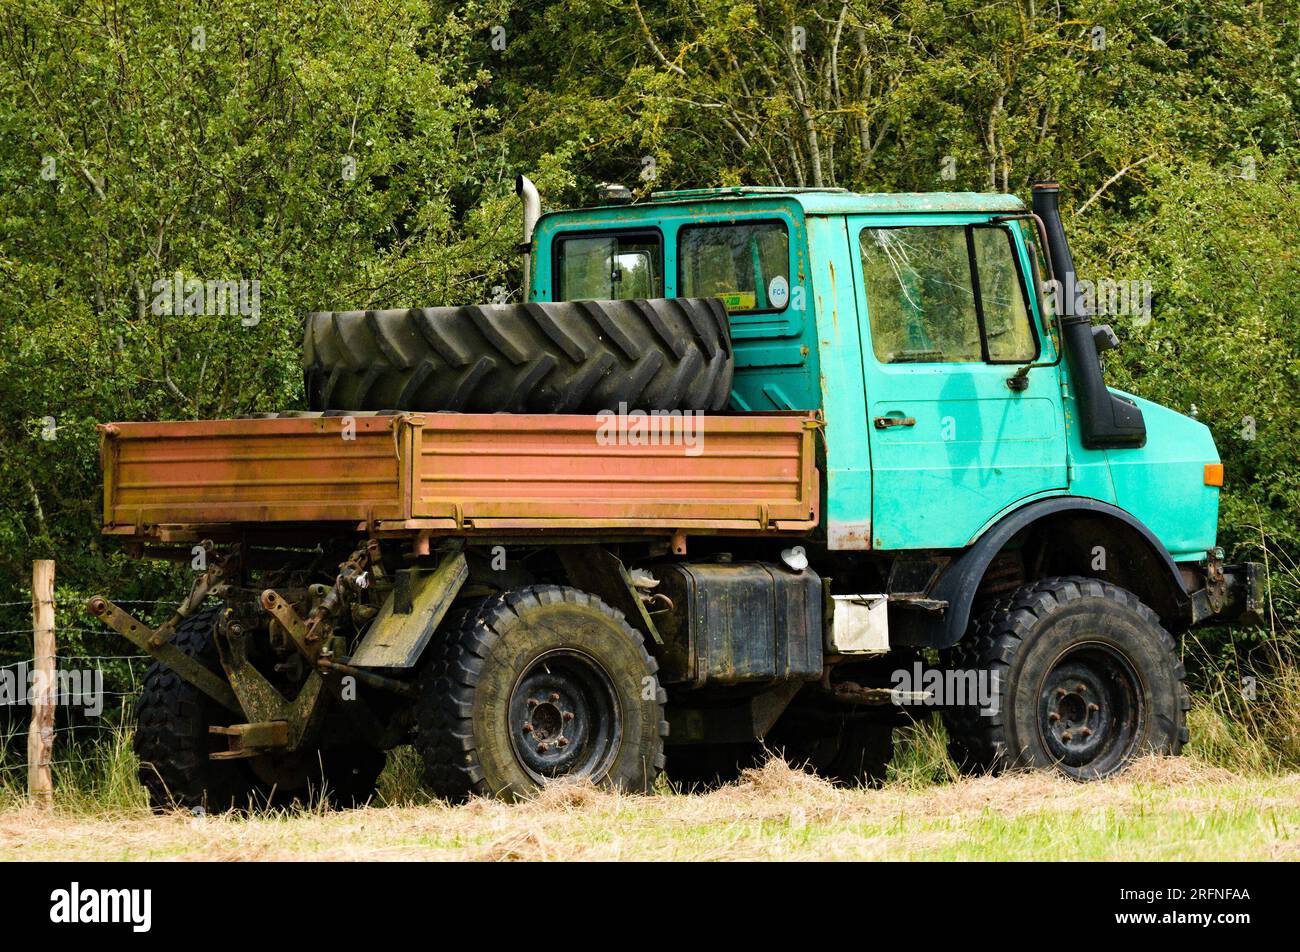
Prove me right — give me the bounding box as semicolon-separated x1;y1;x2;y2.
847;215;1067;549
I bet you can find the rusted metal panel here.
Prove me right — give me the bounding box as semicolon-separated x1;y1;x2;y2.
101;411;821;537
827;519;873;550
410;413;819;531
101;416;406;529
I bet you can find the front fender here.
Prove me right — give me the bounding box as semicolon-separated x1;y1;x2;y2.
893;497;1189;648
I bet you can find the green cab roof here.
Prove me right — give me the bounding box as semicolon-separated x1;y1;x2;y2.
645;186;1025;215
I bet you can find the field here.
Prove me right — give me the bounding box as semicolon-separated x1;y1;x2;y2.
3;702;1298;861
3;641;1296;862
2;756;1297;862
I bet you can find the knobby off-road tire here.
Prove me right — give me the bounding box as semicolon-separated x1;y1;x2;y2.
134;606;257;812
302;298;734;414
415;586;668;802
134;607;386;811
942;576;1189;780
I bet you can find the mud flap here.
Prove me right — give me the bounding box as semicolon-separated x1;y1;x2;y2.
348;550;469;668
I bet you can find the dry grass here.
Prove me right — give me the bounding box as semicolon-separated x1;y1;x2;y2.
2;755;1296;861
2;638;1296;861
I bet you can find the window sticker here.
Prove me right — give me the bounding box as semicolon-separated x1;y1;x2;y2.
767;275;790;308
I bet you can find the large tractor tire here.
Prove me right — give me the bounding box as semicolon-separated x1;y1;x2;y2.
135;606;386;811
942;576;1189;780
415;586;668;802
302;298;733;414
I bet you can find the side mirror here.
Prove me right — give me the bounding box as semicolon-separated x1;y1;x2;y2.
1092;324;1120;355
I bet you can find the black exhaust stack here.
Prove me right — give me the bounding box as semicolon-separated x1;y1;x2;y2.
1032;182;1146;449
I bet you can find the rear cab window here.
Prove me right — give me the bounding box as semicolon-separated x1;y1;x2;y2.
541;201;809;342
678;221;790;314
556;231;663;300
539;200;815;409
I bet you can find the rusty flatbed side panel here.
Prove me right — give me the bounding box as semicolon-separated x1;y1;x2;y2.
102;416;405;528
101;412;820;536
412;414;818;530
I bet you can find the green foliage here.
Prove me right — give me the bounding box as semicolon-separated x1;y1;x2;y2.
1;0;1297;669
0;0;525;603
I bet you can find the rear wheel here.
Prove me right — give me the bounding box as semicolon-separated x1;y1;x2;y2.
415;586;668;801
943;576;1189;780
135;606;386;811
135;607;257;811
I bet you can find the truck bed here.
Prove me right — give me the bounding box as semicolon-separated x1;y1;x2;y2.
100;412;821;541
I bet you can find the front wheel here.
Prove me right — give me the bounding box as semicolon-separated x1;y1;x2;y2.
943;576;1189;780
415;586;668;801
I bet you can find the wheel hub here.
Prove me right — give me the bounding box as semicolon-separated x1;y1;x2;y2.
509;650;620;783
1037;643;1143;777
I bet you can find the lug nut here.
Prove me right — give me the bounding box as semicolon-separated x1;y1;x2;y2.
1062;731;1073;741
1081;728;1093;737
1076;684;1087;693
1048;712;1060;723
527;698;539;709
537;742;549;753
549;692;560;702
557;738;569;747
1056;688;1067;698
522;723;533;733
562;711;574;721
1088;703;1099;713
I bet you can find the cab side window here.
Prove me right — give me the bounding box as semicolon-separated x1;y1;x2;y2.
679;221;790;313
973;228;1037;362
859;224;1038;364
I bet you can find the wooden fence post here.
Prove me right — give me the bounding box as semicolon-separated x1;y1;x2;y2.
27;560;55;805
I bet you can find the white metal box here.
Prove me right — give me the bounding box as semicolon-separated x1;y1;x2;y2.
828;594;889;654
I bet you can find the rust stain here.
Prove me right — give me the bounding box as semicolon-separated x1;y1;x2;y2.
826;519;872;550
827;260;838;333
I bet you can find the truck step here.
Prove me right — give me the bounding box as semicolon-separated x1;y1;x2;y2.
888;594;948;613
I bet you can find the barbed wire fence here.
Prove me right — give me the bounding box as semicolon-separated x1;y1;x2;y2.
0;582;171;793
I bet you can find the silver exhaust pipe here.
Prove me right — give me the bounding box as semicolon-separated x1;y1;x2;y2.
516;175;541;298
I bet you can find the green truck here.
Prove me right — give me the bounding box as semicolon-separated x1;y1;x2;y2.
91;178;1261;808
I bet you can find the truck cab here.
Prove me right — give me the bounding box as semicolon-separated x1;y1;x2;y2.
529;185;1246;642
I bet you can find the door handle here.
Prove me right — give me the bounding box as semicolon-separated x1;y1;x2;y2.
874;416;917;429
